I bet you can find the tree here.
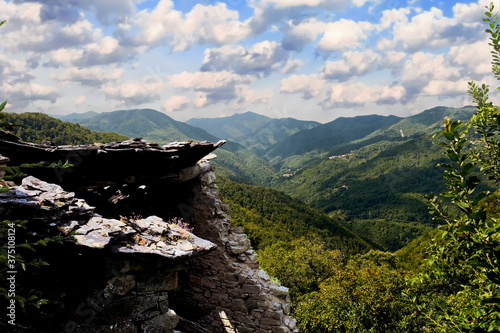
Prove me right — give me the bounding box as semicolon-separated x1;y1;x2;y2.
411;3;500;331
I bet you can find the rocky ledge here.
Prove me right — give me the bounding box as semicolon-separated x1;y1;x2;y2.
0;176;216;260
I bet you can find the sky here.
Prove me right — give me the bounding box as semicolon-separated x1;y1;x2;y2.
0;0;498;123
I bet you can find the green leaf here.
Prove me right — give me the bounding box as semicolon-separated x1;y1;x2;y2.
444;132;455;141
447;152;459;162
35;239;47;246
461;163;475;176
481;298;500;305
0;100;6;112
473;192;490;206
458;225;475;233
455;201;471;211
18;243;35;252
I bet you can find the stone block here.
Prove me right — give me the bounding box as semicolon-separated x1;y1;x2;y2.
225;272;239;282
141;310;179;333
136;272;178;293
135;310;160;321
251;310;262;320
246;298;258;310
158;295;169;313
201;277;216;289
286;318;297;329
105;275;136;296
231;298;247;311
131;295;158;317
227;288;243;299
258;270;270;281
273;326;291;333
243;284;261;294
269;284;288;298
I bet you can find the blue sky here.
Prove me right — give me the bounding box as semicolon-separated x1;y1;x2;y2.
0;0;497;122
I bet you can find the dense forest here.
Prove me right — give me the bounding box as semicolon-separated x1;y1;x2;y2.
4;112;128;145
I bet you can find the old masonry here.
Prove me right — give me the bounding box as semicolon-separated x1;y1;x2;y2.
0;133;298;333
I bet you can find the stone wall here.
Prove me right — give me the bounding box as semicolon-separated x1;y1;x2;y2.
0;149;297;332
0;176;215;333
169;170;298;333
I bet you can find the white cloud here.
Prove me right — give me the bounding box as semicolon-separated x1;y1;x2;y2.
281;18;326;51
2;81;59;108
280;74;326;99
236;86;274;106
123;0;250;52
201;41;289;77
391;4;484;52
103;79;165;107
400;52;461;101
57;67;124;86
422;79;468;97
282;58;303;74
260;0;346;9
449;39;491;77
44;49;85;68
378;7;410;30
323;81;406;108
401;52;460;84
164;95;190;112
321;50;381;80
169;71;255;106
75;36;136;66
317;19;374;52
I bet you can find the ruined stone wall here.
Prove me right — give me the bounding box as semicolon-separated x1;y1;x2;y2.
0;163;298;332
170;170;298;333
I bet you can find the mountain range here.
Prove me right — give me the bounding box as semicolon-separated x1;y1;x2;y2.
54;105;477;250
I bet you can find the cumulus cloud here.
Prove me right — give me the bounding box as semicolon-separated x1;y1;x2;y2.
282;58;303;74
317;19;374;52
120;0;250;52
103;79;165;107
421;79;468;97
400;52;461;99
378;7;410;30
201;41;290;77
169;71;255;107
57;67;124;87
164;95;190;112
2;81;59;109
321;50;381;80
323;82;406;108
449;39;491;78
281;17;327;51
260;0;347;9
390;4;484;52
14;0;138;26
280;74;326;99
236;86;274;106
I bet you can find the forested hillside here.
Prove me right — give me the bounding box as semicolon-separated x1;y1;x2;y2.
4;112;128;145
217;177;371;254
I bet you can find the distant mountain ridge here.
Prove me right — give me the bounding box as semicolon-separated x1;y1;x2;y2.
55;108;277;185
187;111;320;154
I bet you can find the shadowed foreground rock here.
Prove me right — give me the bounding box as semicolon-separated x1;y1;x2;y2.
0;134;298;333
